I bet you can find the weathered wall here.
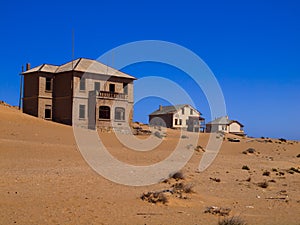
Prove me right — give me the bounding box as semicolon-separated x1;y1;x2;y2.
228;122;241;133
52;72;73;125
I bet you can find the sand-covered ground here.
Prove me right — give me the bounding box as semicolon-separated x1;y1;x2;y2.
0;104;299;225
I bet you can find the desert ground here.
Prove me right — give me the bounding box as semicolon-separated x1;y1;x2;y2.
0;103;299;225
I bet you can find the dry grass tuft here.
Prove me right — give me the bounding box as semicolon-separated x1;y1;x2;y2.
218;216;247;225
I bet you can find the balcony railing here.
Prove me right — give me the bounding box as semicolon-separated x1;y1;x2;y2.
98;91;127;99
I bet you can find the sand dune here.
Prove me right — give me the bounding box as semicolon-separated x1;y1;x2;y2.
0;104;299;225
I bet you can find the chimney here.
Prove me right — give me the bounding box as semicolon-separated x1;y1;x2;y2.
26;63;31;71
159;105;163;111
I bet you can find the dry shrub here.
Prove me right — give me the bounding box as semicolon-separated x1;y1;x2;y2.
170;171;184;180
204;206;231;216
141;191;168;204
218;216;247;225
242;165;250;170
257;181;269;188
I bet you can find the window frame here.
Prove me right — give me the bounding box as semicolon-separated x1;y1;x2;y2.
45;77;52;92
99;106;111;120
114;107;125;121
79;77;86;91
79;104;85;119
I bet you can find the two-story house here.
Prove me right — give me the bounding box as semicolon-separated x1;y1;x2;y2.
22;58;136;130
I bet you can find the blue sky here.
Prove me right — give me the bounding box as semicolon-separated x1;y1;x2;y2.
0;0;299;140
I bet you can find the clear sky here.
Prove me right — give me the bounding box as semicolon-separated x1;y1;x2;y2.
0;0;299;140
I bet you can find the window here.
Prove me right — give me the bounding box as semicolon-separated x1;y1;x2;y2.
123;83;128;94
190;109;193;115
182;108;184;115
80;78;86;91
45;77;52;91
115;107;125;121
94;82;100;91
186;119;189;125
45;105;52;119
79;105;85;119
179;119;182;125
109;84;115;93
175;119;178;125
99;106;110;119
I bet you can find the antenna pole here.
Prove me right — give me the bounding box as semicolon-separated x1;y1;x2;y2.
19;66;24;110
72;29;75;69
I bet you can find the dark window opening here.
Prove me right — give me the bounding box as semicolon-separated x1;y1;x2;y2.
182;108;184;115
45;106;52;119
94;82;100;91
109;84;115;93
190;109;193;115
45;78;52;91
175;119;178;125
99;106;110;119
123;83;128;94
179;119;182;125
80;78;86;91
115;107;125;121
79;105;85;119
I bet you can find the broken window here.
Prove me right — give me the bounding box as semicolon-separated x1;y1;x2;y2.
99;106;110;119
94;82;100;91
115;107;125;121
123;83;128;94
109;84;115;93
45;105;52;119
80;77;86;91
45;77;52;91
79;105;85;119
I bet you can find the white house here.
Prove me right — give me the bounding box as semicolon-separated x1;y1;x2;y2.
206;116;244;135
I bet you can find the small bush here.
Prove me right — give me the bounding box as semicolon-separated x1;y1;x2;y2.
243;148;256;154
297;154;300;158
181;135;189;139
170;171;184;180
154;131;163;139
195;145;205;152
272;168;278;172
242;165;250;170
262;171;270;176
141;191;168;204
257;181;269;188
279;138;287;142
218;216;247;225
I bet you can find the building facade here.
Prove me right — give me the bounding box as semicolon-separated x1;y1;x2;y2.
22;58;136;130
149;104;205;132
206;116;244;135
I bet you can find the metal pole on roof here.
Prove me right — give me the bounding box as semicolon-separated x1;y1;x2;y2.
72;29;75;69
18;65;24;110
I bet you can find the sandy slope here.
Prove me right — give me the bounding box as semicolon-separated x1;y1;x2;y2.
0;104;299;225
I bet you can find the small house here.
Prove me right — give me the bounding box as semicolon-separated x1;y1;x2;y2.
149;104;205;132
206;116;244;135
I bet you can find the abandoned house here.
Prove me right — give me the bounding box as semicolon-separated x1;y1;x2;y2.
22;58;136;130
206;116;244;135
149;104;205;132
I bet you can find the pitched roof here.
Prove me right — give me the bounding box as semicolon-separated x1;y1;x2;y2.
22;58;136;80
149;104;201;116
207;116;244;127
